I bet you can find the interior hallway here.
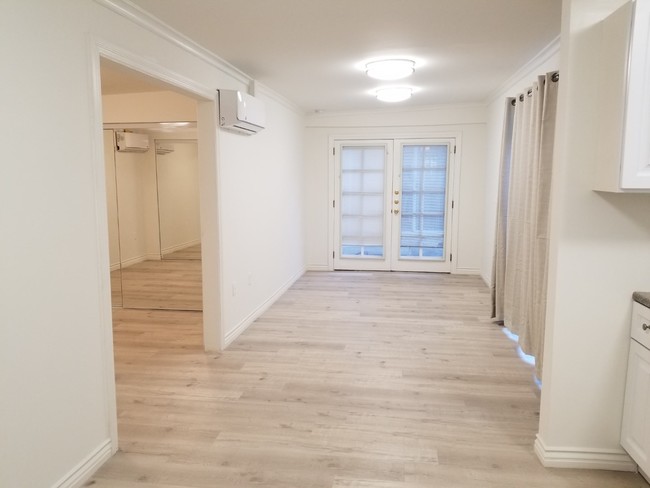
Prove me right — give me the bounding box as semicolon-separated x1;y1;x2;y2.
90;272;645;487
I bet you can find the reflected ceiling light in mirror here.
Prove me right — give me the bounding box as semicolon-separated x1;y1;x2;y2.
160;122;191;127
366;59;415;80
375;87;413;103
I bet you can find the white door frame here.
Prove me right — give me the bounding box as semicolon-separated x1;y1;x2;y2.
89;38;224;452
328;132;462;273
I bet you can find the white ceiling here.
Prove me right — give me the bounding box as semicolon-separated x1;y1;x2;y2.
116;0;561;112
100;58;173;94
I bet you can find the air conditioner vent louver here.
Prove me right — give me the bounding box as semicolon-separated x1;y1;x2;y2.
155;144;174;155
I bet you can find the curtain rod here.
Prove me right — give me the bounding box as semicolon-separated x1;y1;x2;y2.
510;71;560;106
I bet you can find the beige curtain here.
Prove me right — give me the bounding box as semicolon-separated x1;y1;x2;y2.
493;71;559;379
492;98;516;320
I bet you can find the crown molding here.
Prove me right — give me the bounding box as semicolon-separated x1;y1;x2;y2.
96;0;306;115
251;81;306;115
305;102;486;123
93;36;215;100
95;0;250;86
487;35;561;103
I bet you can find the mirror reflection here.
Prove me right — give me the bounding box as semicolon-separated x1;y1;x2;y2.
104;129;202;311
156;141;201;261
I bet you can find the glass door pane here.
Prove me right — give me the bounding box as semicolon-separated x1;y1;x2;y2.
334;142;391;271
391;140;453;272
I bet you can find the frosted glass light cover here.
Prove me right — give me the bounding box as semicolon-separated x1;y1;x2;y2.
376;87;413;102
366;59;415;80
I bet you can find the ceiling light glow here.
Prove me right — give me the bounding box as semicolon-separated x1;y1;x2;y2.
160;122;191;127
366;59;415;80
375;87;413;103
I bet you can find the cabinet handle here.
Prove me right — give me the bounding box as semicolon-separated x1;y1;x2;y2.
643;323;650;331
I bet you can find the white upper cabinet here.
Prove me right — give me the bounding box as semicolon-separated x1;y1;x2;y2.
595;0;650;192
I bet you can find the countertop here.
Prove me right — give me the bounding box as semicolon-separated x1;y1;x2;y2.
633;292;650;309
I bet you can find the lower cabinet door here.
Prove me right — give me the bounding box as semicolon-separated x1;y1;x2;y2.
621;339;650;473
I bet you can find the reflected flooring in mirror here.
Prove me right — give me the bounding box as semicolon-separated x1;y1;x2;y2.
110;269;122;307
111;257;202;311
163;243;202;260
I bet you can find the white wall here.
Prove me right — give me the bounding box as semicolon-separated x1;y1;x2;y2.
537;0;650;469
0;1;305;487
220;89;306;344
481;42;561;285
305;105;486;274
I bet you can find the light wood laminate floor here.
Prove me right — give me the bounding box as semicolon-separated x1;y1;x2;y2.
90;272;646;487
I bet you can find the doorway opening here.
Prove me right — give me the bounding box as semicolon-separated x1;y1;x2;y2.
94;51;222;451
99;56;217;317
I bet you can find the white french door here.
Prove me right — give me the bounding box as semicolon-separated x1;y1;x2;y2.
333;138;454;272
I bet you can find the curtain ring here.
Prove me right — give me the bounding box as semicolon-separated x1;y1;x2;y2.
519;94;524;102
551;72;559;82
511;99;516;106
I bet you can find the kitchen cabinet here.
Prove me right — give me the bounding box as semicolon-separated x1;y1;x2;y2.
621;300;650;477
595;0;650;192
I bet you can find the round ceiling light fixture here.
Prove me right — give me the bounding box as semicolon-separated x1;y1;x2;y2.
375;87;413;103
366;59;415;80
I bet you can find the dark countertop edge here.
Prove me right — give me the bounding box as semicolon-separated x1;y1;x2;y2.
633;292;650;309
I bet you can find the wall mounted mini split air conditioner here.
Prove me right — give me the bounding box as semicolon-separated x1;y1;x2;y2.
115;132;150;152
218;89;266;135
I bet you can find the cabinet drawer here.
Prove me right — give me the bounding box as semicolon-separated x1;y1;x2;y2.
631;302;650;350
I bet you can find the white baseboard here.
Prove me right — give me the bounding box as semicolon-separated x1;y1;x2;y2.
307;265;481;274
534;435;637;471
452;267;481;276
52;439;113;488
306;264;330;272
161;238;201;256
224;268;305;347
480;270;492;288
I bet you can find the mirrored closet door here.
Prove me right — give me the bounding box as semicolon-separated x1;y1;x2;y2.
104;129;202;311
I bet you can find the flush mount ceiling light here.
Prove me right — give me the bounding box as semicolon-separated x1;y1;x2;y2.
375;87;413;103
366;59;415;80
